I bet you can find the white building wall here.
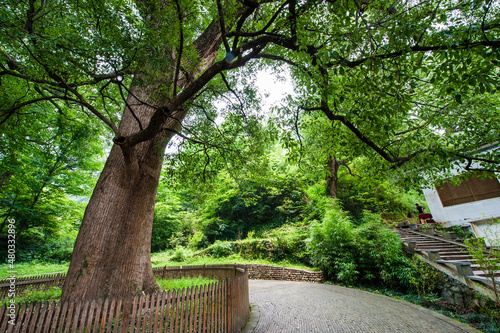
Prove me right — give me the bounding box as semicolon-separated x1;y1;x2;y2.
470;220;500;246
423;187;500;227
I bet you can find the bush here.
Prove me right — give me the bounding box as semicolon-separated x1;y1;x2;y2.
195;234;308;263
210;240;234;258
170;246;193;262
465;226;500;306
199;176;307;243
3;229;77;263
151;200;198;253
238;239;275;259
307;199;411;287
335;171;425;223
307;201;358;284
264;223;309;263
188;230;206;249
408;255;440;304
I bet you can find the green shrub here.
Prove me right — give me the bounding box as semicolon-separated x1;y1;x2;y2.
335;171;425;223
465;226;500;306
188;230;206;249
199;176;307;243
7;231;77;263
264;223;309;263
151;200;197;252
307;201;358;284
408;255;439;304
238;238;275;260
170;246;193;262
307;199;411;287
209;241;234;258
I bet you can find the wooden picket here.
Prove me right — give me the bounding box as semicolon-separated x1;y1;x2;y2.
0;266;249;333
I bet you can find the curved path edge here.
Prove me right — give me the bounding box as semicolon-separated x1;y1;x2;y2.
241;303;260;333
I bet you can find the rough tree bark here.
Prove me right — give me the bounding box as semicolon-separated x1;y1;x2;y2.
61;84;184;301
61;7;246;302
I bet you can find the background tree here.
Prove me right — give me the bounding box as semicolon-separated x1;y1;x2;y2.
0;99;106;260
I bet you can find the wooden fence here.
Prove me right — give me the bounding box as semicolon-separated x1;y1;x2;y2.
0;273;66;299
0;265;245;299
0;265;249;332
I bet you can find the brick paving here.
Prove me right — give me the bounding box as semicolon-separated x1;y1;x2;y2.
242;280;481;333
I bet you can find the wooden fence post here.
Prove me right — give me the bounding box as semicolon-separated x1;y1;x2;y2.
226;277;231;333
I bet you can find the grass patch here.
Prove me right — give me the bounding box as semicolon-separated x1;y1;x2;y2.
157;276;218;291
0;286;62;306
0;261;69;280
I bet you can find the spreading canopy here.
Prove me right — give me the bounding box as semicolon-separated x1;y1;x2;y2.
2;0;498;174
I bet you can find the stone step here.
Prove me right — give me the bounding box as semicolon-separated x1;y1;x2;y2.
416;244;460;253
414;243;460;247
413;244;456;248
400;236;437;240
439;254;473;260
417;249;464;254
396;229;500;283
415;241;454;244
446;258;498;263
472;270;500;277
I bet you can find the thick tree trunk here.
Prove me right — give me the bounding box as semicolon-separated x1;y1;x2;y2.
61;3;250;303
326;156;340;198
61;85;185;302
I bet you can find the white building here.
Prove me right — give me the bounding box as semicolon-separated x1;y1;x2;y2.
422;144;500;244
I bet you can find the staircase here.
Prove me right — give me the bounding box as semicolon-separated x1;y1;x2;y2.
396;227;500;290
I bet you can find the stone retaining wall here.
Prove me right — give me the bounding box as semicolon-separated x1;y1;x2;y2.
439;272;483;308
245;264;325;283
410;253;497;309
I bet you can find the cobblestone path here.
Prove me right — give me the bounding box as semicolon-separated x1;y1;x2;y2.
242;280;480;333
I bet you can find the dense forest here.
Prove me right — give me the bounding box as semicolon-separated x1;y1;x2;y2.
1;0;499;305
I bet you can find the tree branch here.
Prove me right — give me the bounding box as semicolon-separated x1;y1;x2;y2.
456;153;500;172
220;72;246;118
216;0;231;52
301;102;427;167
173;0;185;96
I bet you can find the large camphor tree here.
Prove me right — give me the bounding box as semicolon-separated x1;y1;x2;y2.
1;0;499;302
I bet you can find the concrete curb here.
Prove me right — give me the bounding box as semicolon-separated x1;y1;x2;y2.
241;302;260;333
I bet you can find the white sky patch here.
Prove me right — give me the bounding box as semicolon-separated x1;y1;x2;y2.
255;68;295;114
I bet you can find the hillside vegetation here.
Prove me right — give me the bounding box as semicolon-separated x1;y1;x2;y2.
2;143;424;291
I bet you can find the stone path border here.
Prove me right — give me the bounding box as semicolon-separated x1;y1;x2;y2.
242;280;481;333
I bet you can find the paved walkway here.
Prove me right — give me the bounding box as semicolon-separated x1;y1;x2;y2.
242;280;481;333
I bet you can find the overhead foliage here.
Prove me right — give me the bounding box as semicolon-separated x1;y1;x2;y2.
2;0;498;176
